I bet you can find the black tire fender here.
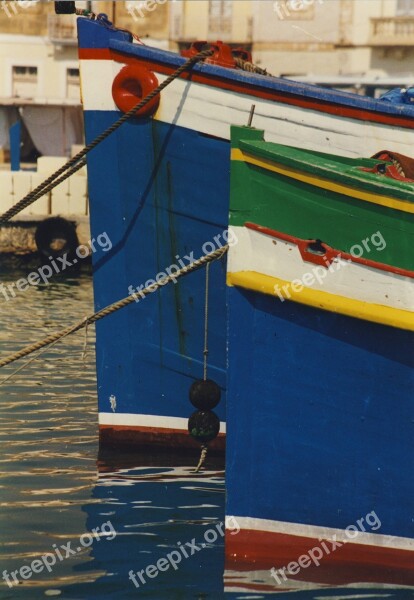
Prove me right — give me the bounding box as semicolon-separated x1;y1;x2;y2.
35;217;79;259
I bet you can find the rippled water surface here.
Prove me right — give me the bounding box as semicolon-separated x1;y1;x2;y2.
0;266;229;600
0;265;412;600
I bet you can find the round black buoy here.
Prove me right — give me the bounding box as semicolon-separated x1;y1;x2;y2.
35;217;79;262
189;379;221;410
188;410;220;444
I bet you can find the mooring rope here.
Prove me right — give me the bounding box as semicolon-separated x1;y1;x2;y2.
195;262;213;472
194;444;208;473
234;56;272;77
6;159;87;219
203;262;210;381
0;246;228;374
0;49;272;225
0;319;88;386
0;49;213;225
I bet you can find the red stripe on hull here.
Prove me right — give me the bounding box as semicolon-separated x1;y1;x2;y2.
246;222;414;279
78;48;414;129
79;48;112;60
226;528;414;586
99;424;225;455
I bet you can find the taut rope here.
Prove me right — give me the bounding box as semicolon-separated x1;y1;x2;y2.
0;49;213;224
0;246;228;374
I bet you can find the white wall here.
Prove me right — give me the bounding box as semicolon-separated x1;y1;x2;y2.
0;158;87;217
254;0;342;45
0;35;79;104
251;0;411;77
169;0;252;42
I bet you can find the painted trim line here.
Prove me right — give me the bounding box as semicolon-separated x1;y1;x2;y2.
231;148;414;214
227;270;414;331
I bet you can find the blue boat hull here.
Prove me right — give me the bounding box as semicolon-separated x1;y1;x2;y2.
225;286;414;585
83;112;228;450
78;16;414;454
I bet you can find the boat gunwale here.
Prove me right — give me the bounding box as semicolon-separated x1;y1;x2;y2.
106;38;414;120
235;140;414;205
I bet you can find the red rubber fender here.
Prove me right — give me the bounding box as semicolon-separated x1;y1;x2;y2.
112;65;160;118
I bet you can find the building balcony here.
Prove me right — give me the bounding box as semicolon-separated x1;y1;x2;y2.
47;15;77;46
371;17;414;46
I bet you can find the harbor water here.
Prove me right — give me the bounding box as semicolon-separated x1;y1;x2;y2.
0;263;412;599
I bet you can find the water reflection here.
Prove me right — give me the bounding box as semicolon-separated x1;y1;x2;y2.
0;267;412;600
66;456;226;600
0;267;227;600
0;267;100;599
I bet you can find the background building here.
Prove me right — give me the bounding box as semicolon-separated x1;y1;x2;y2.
252;0;414;78
0;0;414;162
0;0;83;161
168;0;252;50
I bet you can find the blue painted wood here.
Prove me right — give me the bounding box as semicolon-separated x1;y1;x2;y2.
226;286;414;539
10;121;21;172
77;16;130;49
84;111;228;422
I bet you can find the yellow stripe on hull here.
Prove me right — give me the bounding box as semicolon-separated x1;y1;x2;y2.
231;148;414;215
227;270;414;331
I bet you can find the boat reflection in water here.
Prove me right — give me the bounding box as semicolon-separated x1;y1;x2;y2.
224;567;414;597
62;451;227;599
1;270;412;598
63;452;413;599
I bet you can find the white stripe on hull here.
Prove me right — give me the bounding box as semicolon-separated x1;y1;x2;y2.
226;515;414;552
80;59;414;158
99;411;226;433
227;226;414;311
